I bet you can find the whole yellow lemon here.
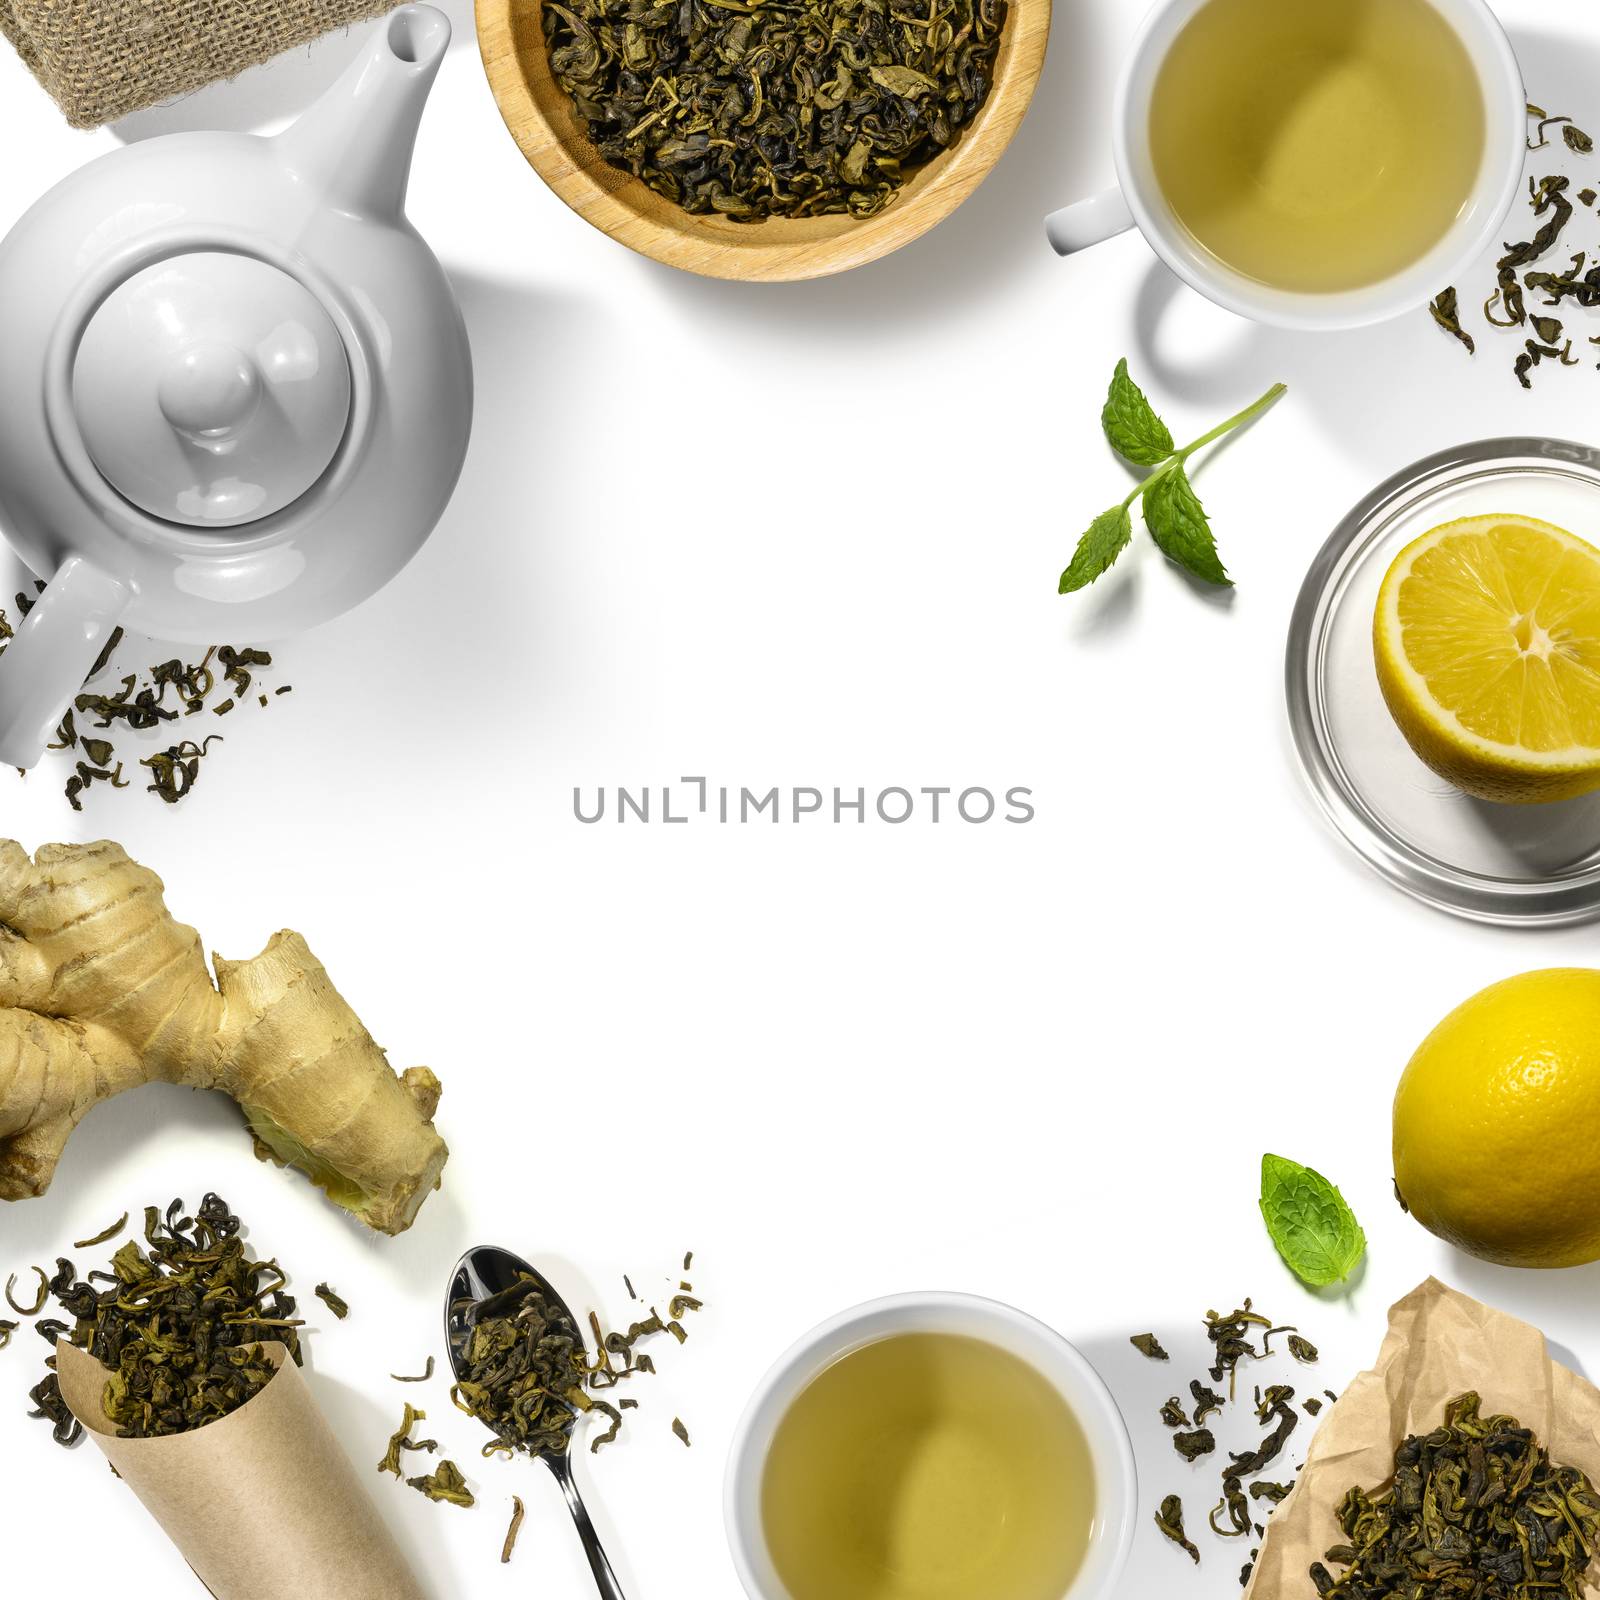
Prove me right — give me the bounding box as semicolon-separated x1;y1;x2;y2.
1394;969;1600;1268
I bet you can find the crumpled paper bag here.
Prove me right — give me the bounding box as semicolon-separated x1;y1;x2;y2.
1244;1277;1600;1598
56;1339;425;1600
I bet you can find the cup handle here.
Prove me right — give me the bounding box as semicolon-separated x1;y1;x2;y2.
1045;187;1136;256
0;555;130;770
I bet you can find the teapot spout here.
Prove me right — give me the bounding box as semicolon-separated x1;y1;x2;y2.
276;5;451;219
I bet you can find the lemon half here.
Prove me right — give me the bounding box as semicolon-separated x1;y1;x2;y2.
1374;513;1600;803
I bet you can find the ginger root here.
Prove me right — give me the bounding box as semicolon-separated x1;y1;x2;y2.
0;841;446;1234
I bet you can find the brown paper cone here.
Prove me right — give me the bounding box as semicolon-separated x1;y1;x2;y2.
1244;1278;1600;1599
57;1341;426;1600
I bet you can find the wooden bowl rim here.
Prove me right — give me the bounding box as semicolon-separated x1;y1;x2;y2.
475;0;1052;282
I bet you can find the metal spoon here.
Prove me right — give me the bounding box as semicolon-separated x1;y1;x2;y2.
445;1245;627;1599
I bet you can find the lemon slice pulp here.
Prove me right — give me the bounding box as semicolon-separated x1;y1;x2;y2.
1374;513;1600;804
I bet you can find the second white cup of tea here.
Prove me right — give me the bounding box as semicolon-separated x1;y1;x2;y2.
1045;0;1527;330
723;1291;1138;1600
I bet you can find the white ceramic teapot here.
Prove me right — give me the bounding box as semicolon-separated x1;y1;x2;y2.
0;5;472;768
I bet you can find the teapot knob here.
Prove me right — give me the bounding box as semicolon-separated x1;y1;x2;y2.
158;341;262;440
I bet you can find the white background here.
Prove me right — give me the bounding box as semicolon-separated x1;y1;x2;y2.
2;0;1600;1595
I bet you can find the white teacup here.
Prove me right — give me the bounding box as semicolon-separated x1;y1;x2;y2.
724;1291;1138;1600
1045;0;1526;330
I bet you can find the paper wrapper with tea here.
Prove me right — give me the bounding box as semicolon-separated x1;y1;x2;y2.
1243;1278;1600;1600
56;1340;425;1600
0;0;402;127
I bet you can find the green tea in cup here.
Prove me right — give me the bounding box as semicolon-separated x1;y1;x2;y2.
1149;0;1487;293
759;1332;1096;1600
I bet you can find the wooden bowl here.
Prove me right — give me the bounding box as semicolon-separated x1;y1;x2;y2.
475;0;1051;282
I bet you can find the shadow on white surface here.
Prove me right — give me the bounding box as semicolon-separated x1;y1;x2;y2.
111;0;476;141
0;1084;243;1261
650;0;1113;329
316;264;607;752
309;1370;444;1597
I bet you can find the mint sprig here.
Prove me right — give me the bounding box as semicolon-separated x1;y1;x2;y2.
1061;360;1286;593
1259;1153;1366;1290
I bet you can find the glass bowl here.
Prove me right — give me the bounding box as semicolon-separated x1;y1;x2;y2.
1286;437;1600;926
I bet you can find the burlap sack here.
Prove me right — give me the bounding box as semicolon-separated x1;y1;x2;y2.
0;0;404;128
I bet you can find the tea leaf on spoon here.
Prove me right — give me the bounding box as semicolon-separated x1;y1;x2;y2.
1259;1153;1366;1289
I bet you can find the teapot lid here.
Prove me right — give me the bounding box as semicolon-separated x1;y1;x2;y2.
71;252;351;528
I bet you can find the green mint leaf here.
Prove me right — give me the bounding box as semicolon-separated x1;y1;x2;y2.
1143;464;1231;587
1259;1153;1366;1289
1101;358;1175;467
1059;505;1133;593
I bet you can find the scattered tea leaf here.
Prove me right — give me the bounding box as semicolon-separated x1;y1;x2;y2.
1156;1494;1201;1564
4;1269;47;1316
672;1417;691;1447
1429;286;1475;354
407;1458;474;1507
501;1495;525;1563
315;1283;350;1320
70;1213;130;1251
1175;1427;1217;1462
1190;1380;1226;1424
379;1404;434;1476
392;1357;435;1383
1131;1333;1170;1361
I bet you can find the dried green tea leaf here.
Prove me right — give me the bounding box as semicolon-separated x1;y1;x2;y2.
543;0;1005;222
1286;1334;1318;1364
1259;1154;1366;1289
1130;1333;1170;1361
392;1357;435;1383
1060;505;1133;594
315;1283;350;1320
4;1268;48;1316
0;1319;16;1349
1190;1381;1225;1423
501;1496;525;1563
1429;286;1475;354
1311;1393;1600;1600
1174;1427;1216;1462
1567;124;1595;154
1304;1396;1322;1416
407;1458;474;1507
379;1404;430;1476
1102;357;1175;467
1250;1480;1292;1504
71;1212;130;1250
672;1417;691;1447
1144;464;1230;587
867;64;939;98
1156;1494;1200;1564
1160;1397;1190;1429
27;1195;305;1448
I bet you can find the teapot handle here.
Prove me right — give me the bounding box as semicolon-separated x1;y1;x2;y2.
0;555;130;770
